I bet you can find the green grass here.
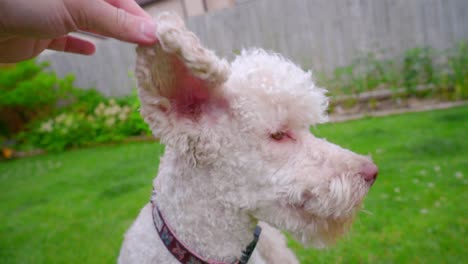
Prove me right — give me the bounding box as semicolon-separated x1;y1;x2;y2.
1;106;467;264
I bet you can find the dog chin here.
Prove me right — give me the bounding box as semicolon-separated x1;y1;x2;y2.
277;198;360;248
291;214;356;248
257;204;357;249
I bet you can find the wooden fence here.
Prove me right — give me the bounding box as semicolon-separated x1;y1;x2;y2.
39;0;468;96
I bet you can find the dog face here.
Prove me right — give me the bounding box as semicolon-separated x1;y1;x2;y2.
136;12;377;248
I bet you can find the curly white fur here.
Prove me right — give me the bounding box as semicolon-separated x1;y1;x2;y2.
119;12;377;264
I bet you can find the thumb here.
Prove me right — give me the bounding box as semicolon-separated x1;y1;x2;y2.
68;0;157;44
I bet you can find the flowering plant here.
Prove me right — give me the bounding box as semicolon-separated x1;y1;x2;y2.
19;93;150;151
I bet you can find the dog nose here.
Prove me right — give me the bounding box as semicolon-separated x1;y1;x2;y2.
360;162;378;185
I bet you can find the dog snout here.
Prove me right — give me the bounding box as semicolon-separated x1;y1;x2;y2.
359;162;378;185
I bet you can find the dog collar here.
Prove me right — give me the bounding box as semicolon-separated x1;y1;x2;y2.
151;191;261;264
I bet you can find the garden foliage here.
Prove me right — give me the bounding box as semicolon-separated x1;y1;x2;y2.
0;42;466;153
0;61;150;152
321;41;468;100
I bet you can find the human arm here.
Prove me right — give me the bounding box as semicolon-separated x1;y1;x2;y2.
0;0;157;62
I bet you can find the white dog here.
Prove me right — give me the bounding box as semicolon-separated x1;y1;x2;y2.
118;12;377;264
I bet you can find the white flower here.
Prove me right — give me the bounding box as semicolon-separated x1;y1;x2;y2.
420;208;428;214
113;106;121;115
455;172;463;179
95;103;106;116
64;117;73;127
103;108;111;116
55;114;67;123
118;112;128;121
434;165;441;172
39;120;54;132
122;106;131;114
394;187;400;193
105;117;115;127
104;105;121;116
427;182;435;188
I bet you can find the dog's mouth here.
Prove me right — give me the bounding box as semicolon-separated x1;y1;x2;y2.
273;199;358;247
286;180;370;220
280;197;362;247
275;178;372;246
285;200;358;221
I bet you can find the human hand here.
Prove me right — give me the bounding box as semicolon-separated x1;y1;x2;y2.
0;0;157;62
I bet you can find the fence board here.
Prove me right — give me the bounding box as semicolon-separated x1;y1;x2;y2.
39;0;468;96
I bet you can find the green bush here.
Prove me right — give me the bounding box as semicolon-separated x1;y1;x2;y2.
326;53;396;95
447;42;468;99
0;60;78;137
4;42;467;153
0;60;150;152
402;47;435;91
19;92;150;152
321;41;468;100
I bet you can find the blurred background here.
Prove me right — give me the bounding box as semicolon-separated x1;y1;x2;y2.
0;0;467;263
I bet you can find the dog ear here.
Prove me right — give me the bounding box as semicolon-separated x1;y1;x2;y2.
135;12;230;137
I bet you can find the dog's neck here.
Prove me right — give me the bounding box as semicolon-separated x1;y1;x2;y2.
153;149;258;263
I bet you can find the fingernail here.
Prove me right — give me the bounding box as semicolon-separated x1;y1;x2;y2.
141;20;157;42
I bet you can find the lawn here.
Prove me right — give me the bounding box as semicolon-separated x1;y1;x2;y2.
0;105;467;264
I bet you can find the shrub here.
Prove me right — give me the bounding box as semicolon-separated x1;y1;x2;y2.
4;42;467;153
0;60;78;137
321;41;468;100
19;92;150;152
446;42;468;99
0;60;151;152
402;47;435;91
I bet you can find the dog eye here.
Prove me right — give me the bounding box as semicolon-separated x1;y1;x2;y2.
270;131;285;141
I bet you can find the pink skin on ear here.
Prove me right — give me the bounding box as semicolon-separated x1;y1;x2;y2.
169;55;228;119
171;56;210;115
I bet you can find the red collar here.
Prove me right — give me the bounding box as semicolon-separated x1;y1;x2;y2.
151;193;261;264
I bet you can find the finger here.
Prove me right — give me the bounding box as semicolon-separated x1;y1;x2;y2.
47;35;96;55
0;38;50;63
70;0;157;45
105;0;152;19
